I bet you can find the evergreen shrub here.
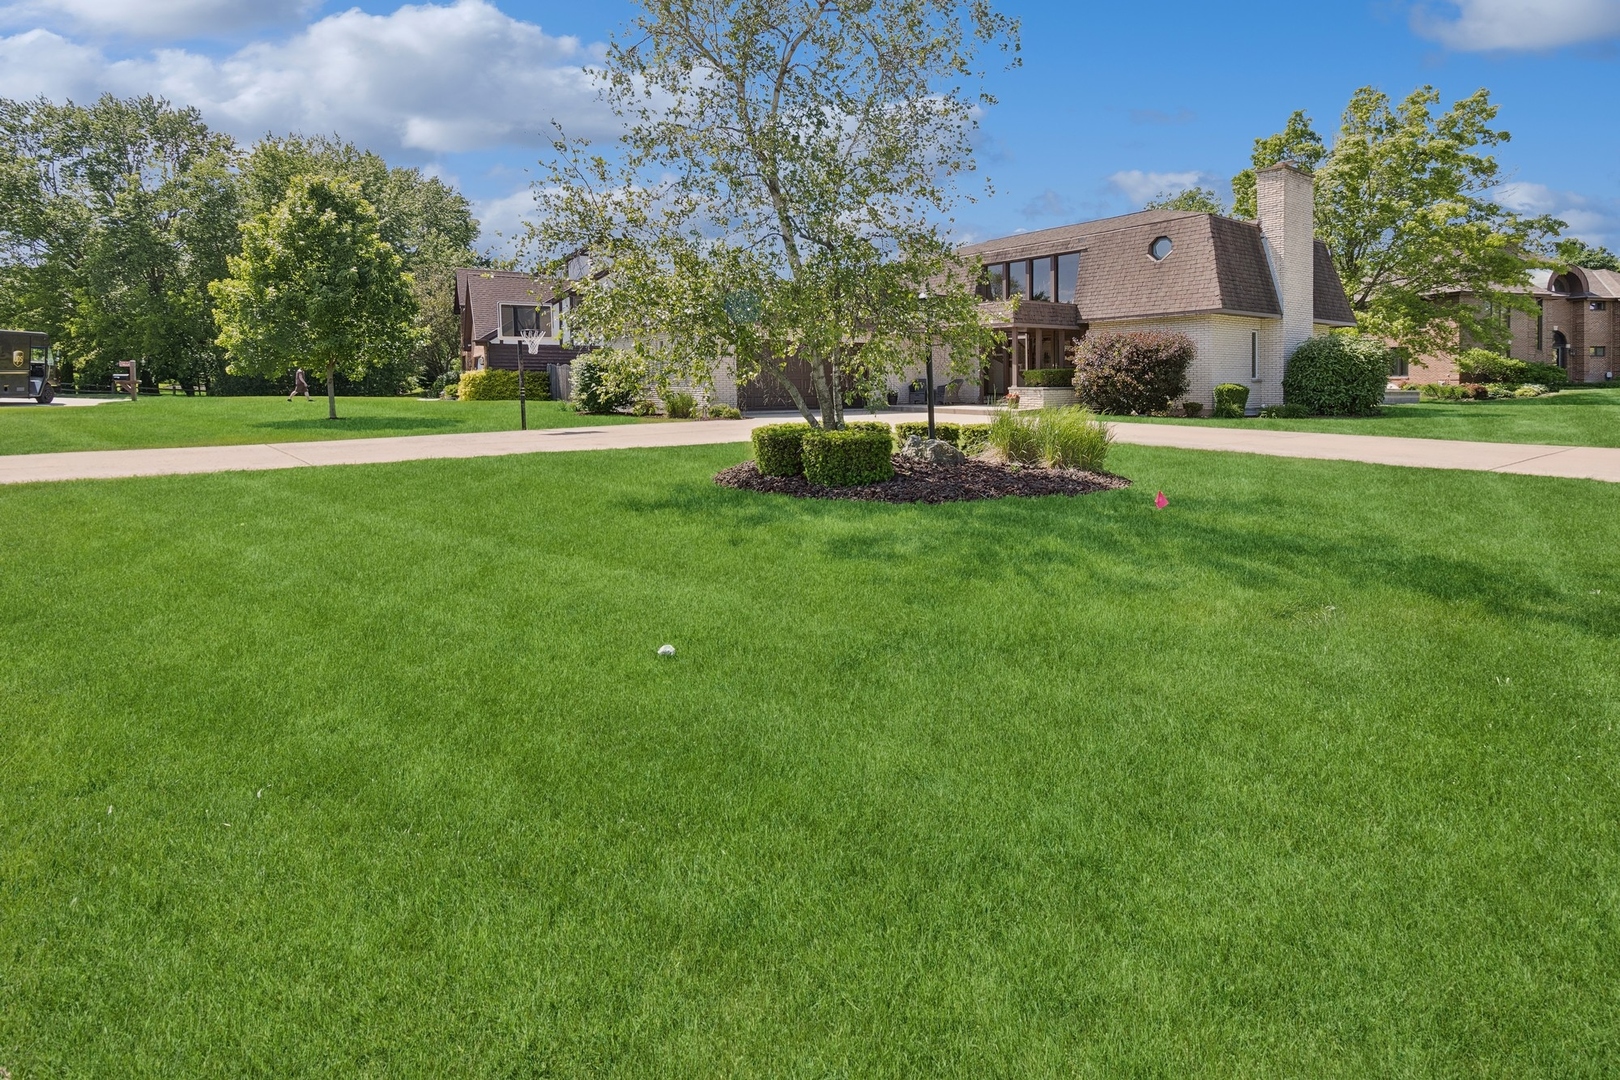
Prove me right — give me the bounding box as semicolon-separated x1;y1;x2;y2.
1213;383;1250;418
457;369;550;401
1019;367;1076;388
1282;335;1389;415
802;428;895;486
893;421;962;447
752;423;812;476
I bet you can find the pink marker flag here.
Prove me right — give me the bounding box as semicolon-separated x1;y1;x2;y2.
1154;491;1168;509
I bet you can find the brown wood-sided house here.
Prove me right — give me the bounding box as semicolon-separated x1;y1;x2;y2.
452;268;582;376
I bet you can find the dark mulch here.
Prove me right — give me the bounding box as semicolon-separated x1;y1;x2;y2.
713;458;1132;503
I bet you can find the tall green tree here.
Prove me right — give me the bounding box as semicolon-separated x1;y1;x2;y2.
1232;89;1561;357
0;95;239;390
1554;238;1620;272
1144;187;1225;214
212;175;418;418
1229;110;1324;221
240;136;480;390
533;0;1016;428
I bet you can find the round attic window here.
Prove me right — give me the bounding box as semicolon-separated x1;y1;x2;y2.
1149;236;1174;261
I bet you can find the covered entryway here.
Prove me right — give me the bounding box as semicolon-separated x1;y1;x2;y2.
1553;330;1569;370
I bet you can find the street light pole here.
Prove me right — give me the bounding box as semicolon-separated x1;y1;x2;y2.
918;284;935;440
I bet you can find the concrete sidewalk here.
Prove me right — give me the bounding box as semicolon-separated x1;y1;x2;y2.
1;410;1618;485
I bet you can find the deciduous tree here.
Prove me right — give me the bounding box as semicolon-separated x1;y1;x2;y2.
532;0;1017;428
1232;89;1561;358
211;175;417;418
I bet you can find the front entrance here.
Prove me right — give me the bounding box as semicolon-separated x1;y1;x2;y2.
1553;330;1569;370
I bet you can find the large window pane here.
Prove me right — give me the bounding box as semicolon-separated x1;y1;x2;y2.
1030;257;1053;301
1007;259;1027;299
984;263;1006;300
1056;253;1079;304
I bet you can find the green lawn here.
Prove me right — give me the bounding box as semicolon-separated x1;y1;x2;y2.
3;444;1618;1076
0;395;638;456
1119;385;1620;447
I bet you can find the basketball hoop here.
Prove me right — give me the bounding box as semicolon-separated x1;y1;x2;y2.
516;326;543;431
520;327;543;354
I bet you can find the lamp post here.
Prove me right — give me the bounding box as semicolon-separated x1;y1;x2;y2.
918;284;935;440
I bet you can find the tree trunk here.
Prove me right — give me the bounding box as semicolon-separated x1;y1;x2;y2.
811;358;842;430
763;354;819;427
326;362;337;420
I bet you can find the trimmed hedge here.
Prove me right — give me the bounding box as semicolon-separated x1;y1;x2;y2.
802;427;895;486
1020;367;1076;388
893;421;962;447
1213;383;1250;418
1073;331;1194;413
959;423;991;455
1282;335;1389;416
457;368;550;401
752;423;812;476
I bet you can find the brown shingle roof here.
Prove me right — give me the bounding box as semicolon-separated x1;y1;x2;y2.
1313;240;1357;325
454;269;558;343
960;209;1357;327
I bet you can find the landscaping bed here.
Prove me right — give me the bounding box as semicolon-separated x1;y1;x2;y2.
715;456;1131;502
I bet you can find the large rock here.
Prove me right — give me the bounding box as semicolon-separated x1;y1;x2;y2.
899;434;966;465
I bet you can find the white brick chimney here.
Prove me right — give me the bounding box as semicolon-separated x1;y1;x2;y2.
1256;163;1316;362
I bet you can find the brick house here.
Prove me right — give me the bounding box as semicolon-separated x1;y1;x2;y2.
947;164;1357;411
1513;267;1616;384
1393;267;1618;388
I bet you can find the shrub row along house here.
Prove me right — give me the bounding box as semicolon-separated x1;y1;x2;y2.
452;165;1358;413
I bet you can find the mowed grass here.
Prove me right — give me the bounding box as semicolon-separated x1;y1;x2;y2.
0;394;638;455
1119;385;1620;447
2;444;1618;1076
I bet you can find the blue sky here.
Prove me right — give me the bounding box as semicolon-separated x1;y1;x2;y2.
1;0;1615;254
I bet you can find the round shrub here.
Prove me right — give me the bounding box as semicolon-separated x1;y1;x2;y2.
571;356;639;414
1282;335;1390;416
1073;331;1194;414
1212;383;1250;418
801;427;894;486
752;423;812;476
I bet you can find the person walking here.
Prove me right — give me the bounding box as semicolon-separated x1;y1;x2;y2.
288;366;310;401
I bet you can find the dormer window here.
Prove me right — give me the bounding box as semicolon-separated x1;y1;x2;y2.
1149;236;1174;261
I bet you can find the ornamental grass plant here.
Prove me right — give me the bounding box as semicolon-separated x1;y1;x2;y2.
985;407;1110;471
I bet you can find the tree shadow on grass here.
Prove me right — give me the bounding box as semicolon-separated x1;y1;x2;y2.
250;416;469;435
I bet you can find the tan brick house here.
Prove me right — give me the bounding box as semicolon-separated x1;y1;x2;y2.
946;164;1357;411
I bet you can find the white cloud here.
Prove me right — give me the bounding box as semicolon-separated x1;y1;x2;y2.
473;185;538;256
0;0;315;37
1411;0;1620;51
0;1;620;156
1494;180;1620;246
1108;170;1205;205
1020;189;1073;219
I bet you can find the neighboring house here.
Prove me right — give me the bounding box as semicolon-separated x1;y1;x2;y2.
1515;268;1615;384
1402;267;1618;387
454;166;1360;413
452;268;582;376
947;163;1357;410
